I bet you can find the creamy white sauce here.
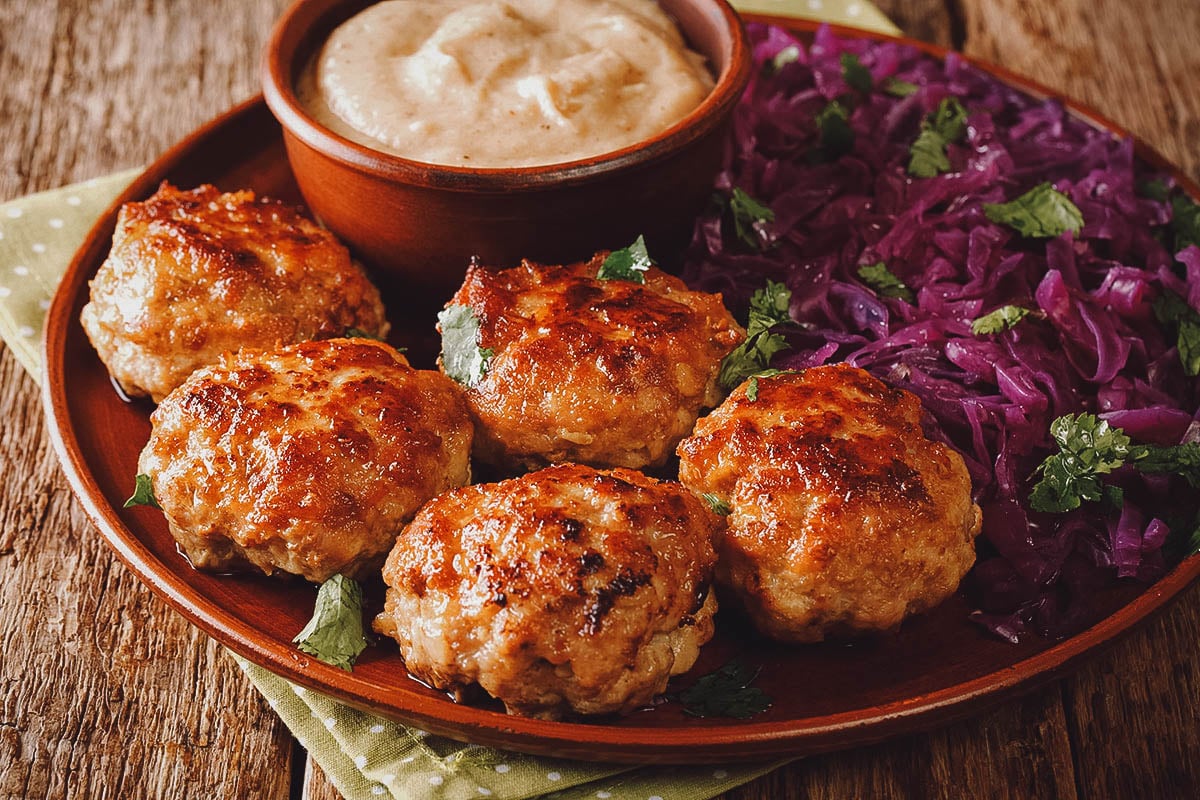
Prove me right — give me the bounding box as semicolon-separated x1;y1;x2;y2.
298;0;715;167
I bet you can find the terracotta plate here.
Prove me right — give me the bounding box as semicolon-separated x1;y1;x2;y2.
41;19;1200;763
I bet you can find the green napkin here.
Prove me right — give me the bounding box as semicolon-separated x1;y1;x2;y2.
0;4;897;797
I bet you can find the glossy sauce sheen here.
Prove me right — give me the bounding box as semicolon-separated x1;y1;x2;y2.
298;0;715;167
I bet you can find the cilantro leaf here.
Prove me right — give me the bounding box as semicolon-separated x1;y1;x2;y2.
1170;193;1200;252
745;368;795;401
1129;441;1200;486
680;659;771;720
719;282;794;389
907;97;967;178
438;305;493;386
719;333;790;390
908;129;952;178
972;305;1032;335
857;262;914;302
1028;414;1134;513
746;280;792;336
1153;289;1200;376
1165;510;1200;560
701;493;731;516
729;188;776;251
813;100;854;162
293;575;372;672
343;327;383;341
883;77;919;97
840;52;873;93
928;97;968;142
124;473;161;509
1137;178;1171;202
596;235;653;283
983;182;1084;238
770;45;801;73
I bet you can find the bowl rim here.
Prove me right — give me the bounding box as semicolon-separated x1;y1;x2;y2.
261;0;754;191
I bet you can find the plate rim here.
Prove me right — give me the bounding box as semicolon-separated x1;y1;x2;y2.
40;16;1200;764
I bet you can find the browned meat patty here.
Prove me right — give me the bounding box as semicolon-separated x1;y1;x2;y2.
81;183;388;402
138;338;472;583
438;253;745;470
677;364;982;643
374;463;721;719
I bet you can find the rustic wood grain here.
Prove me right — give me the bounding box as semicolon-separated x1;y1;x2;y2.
873;0;957;48
0;1;297;799
2;0;1199;799
956;0;1200;182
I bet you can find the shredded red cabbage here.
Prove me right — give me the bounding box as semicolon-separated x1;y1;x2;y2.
682;24;1200;642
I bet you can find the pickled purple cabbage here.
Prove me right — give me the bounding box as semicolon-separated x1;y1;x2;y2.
681;24;1200;642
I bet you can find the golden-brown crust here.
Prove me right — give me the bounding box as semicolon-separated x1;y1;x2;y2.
677;364;982;642
81;183;389;402
375;463;721;719
443;254;745;470
139;338;473;584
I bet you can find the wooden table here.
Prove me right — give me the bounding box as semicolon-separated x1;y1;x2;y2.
2;1;1197;797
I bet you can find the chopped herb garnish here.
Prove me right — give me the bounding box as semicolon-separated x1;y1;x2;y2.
729;188;776;251
883;77;919;97
718;281;794;389
293;575;372;672
124;473;160;509
1103;483;1126;510
1170;193;1200;253
1029;414;1132;513
1165;510;1200;560
857;262;914;302
745;368;794;401
814;100;855;161
929;96;969;142
1138;178;1171;203
596;234;653;283
1029;413;1200;513
907;97;968;178
972;305;1033;335
840;52;873;93
343;327;383;341
438;305;493;386
680;659;771;719
1153;289;1200;376
770;45;801;73
701;493;732;516
1138;182;1200;262
983;182;1084;238
908;129;952;178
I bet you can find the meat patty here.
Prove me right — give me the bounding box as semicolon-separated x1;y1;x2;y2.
374;463;721;719
138;338;472;584
81;183;389;402
677;364;982;643
439;254;745;470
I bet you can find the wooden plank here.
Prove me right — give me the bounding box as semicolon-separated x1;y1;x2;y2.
956;0;1200;181
1059;584;1200;799
720;688;1078;800
0;0;298;798
874;0;958;48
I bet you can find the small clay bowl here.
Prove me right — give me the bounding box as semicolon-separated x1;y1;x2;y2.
262;0;752;296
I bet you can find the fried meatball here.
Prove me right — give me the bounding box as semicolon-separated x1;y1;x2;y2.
81;183;389;402
138;338;472;583
439;254;745;470
677;364;982;643
374;463;720;719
